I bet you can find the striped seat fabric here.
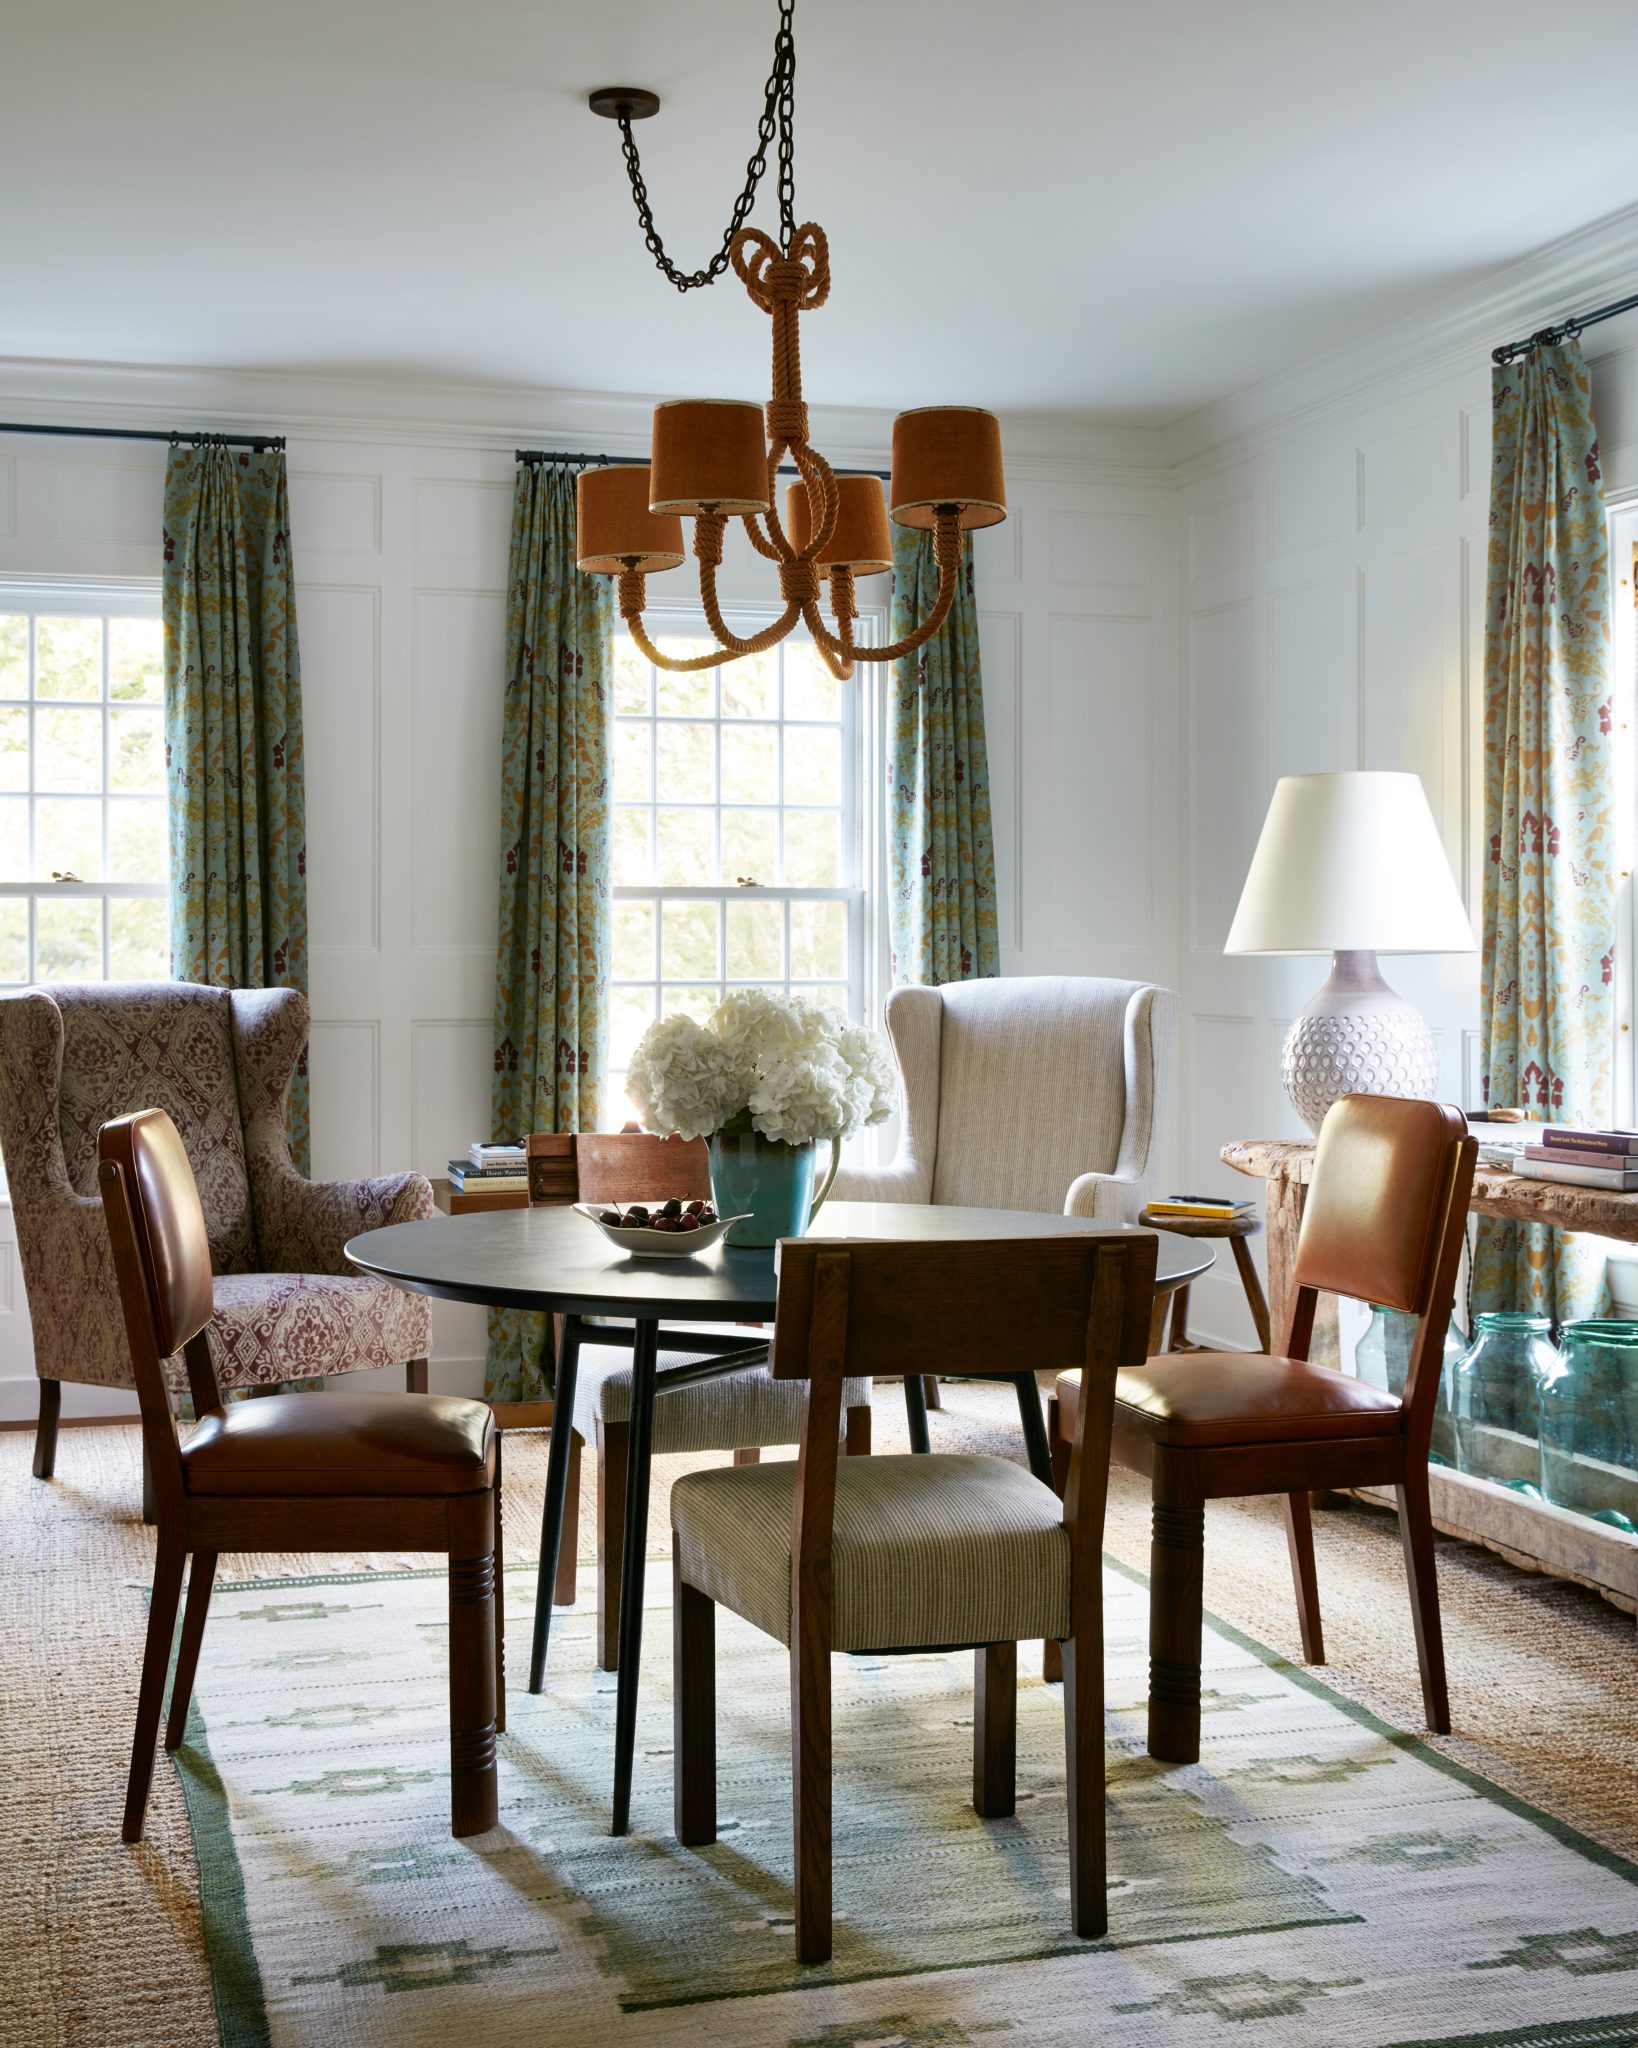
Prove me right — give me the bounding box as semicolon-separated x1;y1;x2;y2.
672;1452;1069;1651
570;1340;868;1456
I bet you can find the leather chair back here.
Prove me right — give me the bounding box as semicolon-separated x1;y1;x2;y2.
99;1109;215;1363
1295;1096;1471;1314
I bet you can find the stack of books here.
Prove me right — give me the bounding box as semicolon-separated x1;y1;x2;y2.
448;1141;528;1195
1147;1194;1256;1221
1519;1130;1638;1192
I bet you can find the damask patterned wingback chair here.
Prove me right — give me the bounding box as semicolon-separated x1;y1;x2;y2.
0;982;436;1499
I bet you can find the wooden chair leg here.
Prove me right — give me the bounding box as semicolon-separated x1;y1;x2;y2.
141;1443;155;1527
973;1642;1017;1818
164;1551;217;1751
1062;1624;1106;1938
1147;1473;1205;1765
446;1491;499;1838
1396;1464;1450;1734
922;1374;942;1411
791;1632;833;1965
1229;1234;1273;1352
732;1446;761;1466
1147;1292;1169;1356
596;1416;628;1673
405;1357;429;1394
1283;1490;1325;1663
122;1536;187;1841
844;1402;872;1455
554;1431;581;1608
673;1561;717;1846
1166;1285;1191;1352
494;1433;507;1732
32;1378;61;1480
1042;1398;1068;1685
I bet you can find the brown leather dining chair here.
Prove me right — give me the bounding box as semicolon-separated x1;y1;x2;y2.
98;1108;503;1842
669;1228;1156;1965
1054;1093;1475;1766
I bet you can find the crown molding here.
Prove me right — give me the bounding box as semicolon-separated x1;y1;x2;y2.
1166;199;1638;480
0;354;1172;488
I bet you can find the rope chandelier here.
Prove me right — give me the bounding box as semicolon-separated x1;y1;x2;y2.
578;0;1007;679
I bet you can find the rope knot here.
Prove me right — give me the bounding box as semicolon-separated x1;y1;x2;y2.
617;568;645;619
778;558;821;607
693;511;727;569
765;398;809;444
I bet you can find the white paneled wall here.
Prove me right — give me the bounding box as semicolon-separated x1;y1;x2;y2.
0;400;1177;1416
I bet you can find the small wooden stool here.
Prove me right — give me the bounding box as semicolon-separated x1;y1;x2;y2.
1137;1207;1272;1354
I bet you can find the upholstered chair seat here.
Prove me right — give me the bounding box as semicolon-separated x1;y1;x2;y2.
1059;1354;1404;1450
181;1390;495;1497
572;1346;871;1456
673;1452;1069;1650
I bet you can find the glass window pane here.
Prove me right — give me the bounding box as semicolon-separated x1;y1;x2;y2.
784;640;840;721
656;807;715;885
0;616;26;697
790;898;848;980
662;899;719;980
659;983;718;1024
727;897;783;979
612;807;653;885
612;900;656;980
109;897;168;979
783;725;841;806
109;618;163;702
721;808;777;886
34;799;101;881
36;705;102;792
613;636;651;716
0;798;25;879
721;648;776;719
721;724;777;803
656;721;715;804
806;983;849;1014
654;651;715;718
108;706;164;794
783;810;841;886
34;617;101;701
0;898;26;982
35;895;102;981
613;721;652;802
109;798;166;882
610;984;657;1070
0;706;27;792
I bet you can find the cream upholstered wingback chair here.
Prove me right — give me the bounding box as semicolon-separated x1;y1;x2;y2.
0;982;436;1500
832;976;1176;1224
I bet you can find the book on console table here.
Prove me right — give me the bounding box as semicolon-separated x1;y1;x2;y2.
1533;1129;1638;1158
1520;1150;1638;1192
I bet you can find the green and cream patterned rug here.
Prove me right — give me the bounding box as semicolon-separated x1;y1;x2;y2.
164;1557;1638;2047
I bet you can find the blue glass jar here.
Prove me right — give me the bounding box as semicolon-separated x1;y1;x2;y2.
1539;1321;1638;1532
1354;1305;1465;1463
1449;1313;1562;1488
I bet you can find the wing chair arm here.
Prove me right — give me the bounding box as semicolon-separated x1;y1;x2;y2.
829;1158;932;1206
256;1167;438;1276
1064;1168;1149;1226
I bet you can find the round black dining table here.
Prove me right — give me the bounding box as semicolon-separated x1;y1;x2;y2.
347;1199;1214;1833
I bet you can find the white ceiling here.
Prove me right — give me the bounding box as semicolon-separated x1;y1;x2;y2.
5;0;1638;427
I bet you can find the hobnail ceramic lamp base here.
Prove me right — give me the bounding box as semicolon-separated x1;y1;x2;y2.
1281;949;1439;1134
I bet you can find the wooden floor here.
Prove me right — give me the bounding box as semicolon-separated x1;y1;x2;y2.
4;1381;1636;2048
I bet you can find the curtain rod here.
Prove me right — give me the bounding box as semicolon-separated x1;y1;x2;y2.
515;445;891;482
0;421;285;451
1492;289;1638;365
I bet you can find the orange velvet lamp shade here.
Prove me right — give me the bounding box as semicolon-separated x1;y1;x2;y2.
889;407;1006;530
649;400;771;516
783;474;893;577
576;465;685;576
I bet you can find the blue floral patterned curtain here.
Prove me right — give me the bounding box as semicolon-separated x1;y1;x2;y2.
163;441;309;1171
887;526;1000;985
485;464;612;1402
1474;338;1614;1322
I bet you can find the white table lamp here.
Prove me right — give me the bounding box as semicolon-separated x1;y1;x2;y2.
1225;771;1475;1132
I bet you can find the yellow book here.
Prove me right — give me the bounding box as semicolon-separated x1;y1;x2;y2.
1148;1197;1253;1219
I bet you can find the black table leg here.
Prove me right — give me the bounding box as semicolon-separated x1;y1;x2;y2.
1011;1373;1053;1486
611;1317;659;1835
903;1372;931;1454
528;1314;582;1695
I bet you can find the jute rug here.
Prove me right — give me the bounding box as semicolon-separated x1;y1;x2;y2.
169;1557;1638;2047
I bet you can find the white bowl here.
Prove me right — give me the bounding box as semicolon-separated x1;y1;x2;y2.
572;1202;749;1258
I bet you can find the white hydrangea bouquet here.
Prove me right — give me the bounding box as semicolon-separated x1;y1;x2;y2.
627;990;896;1245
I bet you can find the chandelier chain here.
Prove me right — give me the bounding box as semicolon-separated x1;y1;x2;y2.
615;0;797;292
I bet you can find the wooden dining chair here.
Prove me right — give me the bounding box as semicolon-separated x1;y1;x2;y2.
669;1228;1156;1964
531;1130;875;1683
1073;1093;1475;1767
98;1108;502;1842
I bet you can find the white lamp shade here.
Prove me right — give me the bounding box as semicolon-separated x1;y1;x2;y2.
1224;771;1474;956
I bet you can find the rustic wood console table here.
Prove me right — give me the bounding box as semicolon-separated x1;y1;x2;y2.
1224;1137;1638;1622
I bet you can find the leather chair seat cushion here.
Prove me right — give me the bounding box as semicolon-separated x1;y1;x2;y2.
174;1272;434;1392
182;1390;495;1497
1104;1354;1404;1448
672;1452;1069;1651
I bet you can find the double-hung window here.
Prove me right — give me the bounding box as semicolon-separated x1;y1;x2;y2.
607;612;864;1123
0;590;168;986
